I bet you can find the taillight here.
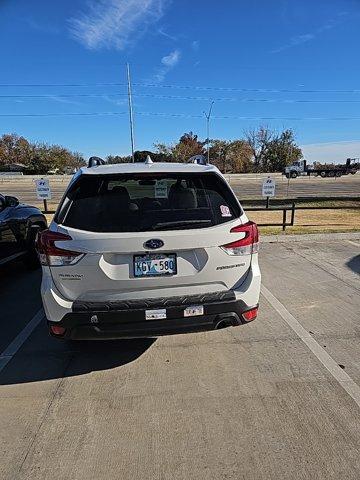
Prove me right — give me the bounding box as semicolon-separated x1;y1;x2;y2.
50;325;67;336
36;230;84;267
242;307;258;322
221;221;259;256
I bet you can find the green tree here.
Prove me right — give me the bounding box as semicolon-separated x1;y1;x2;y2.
106;155;132;164
26;143;85;174
153;142;173;162
0;133;33;167
265;130;302;172
209;139;253;173
245;127;302;172
154;132;205;163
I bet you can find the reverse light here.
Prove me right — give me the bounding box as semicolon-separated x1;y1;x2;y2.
242;307;258;322
36;230;84;267
221;221;259;256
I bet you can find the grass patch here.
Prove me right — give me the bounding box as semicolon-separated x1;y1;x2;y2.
248;208;360;236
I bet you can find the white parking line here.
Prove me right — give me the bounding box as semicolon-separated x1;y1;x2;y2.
347;240;360;247
261;285;360;409
0;309;44;374
0;251;26;266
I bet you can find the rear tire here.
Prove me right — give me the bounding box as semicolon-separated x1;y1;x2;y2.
335;171;342;177
290;172;298;179
23;223;46;270
328;171;335;177
320;171;326;178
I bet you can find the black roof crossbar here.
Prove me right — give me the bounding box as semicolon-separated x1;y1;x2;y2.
88;156;106;168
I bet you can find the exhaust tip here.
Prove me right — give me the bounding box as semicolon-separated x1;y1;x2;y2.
215;319;232;330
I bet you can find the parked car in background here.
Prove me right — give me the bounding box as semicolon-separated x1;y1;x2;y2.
38;159;261;340
0;194;47;268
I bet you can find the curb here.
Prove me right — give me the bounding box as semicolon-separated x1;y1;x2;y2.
261;231;360;243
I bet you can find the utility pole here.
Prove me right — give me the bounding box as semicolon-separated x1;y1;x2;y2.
126;63;135;162
204;101;214;164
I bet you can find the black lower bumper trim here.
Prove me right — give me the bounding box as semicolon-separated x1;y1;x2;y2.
49;293;257;340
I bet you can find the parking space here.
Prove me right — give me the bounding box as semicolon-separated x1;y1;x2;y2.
0;262;42;352
0;240;359;479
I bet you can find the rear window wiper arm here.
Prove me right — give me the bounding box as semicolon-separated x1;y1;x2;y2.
152;220;212;230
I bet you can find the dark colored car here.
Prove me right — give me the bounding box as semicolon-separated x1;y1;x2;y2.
0;194;47;269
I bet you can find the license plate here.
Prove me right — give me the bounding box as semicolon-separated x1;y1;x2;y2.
184;305;204;317
145;309;167;320
134;253;177;277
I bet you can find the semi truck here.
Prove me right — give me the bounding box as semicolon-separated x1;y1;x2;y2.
283;158;359;178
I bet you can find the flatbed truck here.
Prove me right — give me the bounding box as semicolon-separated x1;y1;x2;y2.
283;158;359;178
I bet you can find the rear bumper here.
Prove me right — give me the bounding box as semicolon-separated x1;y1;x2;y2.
47;291;258;340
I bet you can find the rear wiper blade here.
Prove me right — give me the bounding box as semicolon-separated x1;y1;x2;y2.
152;220;212;230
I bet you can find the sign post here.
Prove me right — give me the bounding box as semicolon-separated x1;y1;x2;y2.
262;177;276;208
35;178;52;212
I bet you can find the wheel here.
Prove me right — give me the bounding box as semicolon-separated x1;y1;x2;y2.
320;171;326;178
285;173;290;179
23;223;45;270
328;171;335;177
350;171;356;175
290;172;298;179
335;171;342;177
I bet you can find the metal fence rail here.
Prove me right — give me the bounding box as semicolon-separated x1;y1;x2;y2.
244;199;360;231
246;203;296;231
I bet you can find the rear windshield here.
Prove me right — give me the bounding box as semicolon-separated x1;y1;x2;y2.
55;172;241;233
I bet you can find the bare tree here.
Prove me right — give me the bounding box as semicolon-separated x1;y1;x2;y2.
244;126;273;172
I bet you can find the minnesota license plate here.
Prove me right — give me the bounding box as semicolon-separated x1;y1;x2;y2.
134;253;177;277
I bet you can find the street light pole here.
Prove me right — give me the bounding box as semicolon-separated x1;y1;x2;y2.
126;63;135;162
204;101;214;164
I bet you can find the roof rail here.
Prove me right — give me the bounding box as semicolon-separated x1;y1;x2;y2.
187;154;208;165
88;156;106;168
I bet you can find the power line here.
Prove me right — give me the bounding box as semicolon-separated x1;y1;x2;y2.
0;82;360;94
3;93;360;103
0;83;123;87
133;83;360;94
1;111;360;120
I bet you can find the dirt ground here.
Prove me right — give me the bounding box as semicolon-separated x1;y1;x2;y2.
248;208;360;235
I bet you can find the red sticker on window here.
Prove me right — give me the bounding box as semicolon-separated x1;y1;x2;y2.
220;205;231;217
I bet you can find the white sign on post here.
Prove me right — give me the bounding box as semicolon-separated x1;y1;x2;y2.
155;180;168;198
262;177;276;197
35;178;52;200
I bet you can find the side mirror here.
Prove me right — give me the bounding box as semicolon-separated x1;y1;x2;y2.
5;195;19;207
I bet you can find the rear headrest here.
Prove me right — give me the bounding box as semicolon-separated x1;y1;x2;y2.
108;186;130;202
170;187;198;209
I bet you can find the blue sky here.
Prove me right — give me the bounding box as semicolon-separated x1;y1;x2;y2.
1;0;360;162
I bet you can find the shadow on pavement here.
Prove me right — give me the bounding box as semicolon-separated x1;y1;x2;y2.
0;261;42;352
0;331;156;386
346;255;360;275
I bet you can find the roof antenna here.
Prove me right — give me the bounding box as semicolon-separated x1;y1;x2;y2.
145;155;153;165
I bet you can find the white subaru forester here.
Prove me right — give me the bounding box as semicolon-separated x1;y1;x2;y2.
38;159;261;340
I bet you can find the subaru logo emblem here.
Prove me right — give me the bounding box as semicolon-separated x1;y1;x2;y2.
144;239;164;250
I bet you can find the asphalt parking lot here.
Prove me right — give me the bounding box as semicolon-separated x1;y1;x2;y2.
0;239;359;479
0;174;359;209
